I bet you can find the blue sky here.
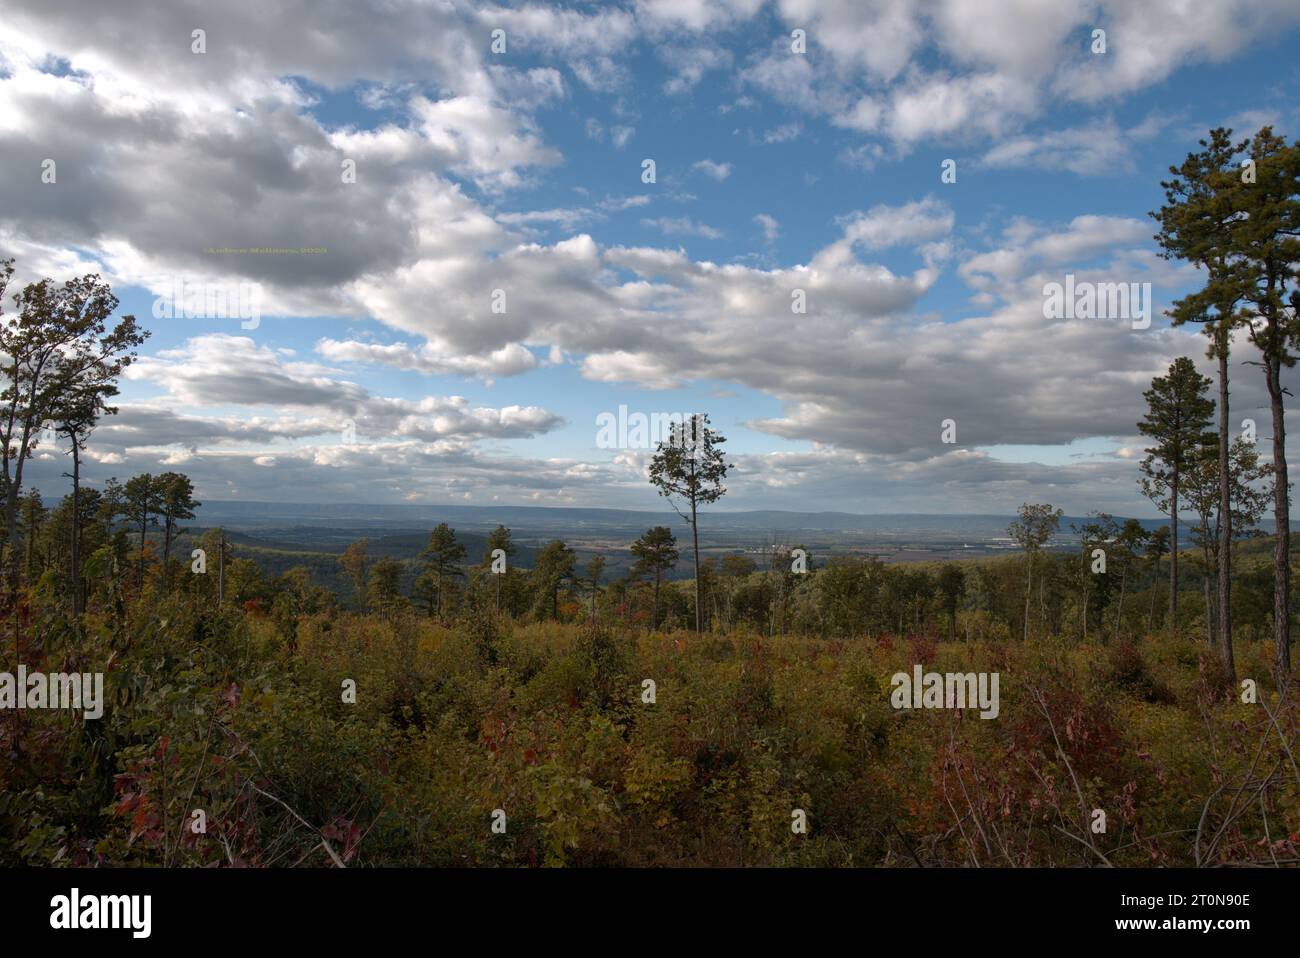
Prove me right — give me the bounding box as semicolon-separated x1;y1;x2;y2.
3;0;1299;514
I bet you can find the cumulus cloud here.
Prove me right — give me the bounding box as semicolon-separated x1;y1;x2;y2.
981;115;1174;176
834;197;955;252
121;335;563;445
737;0;1300;154
316;338;539;380
5;0;1299;514
690;159;733;181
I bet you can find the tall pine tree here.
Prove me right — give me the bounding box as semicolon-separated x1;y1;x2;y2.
630;526;678;630
1153;128;1252;683
1137;356;1214;631
648;414;728;633
420;522;466;621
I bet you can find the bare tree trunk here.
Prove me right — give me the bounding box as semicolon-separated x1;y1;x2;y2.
1267;355;1291;684
1023;558;1032;641
162;517;173;593
70;441;81;618
1169;463;1179;631
1217;339;1234;683
138;512;148;591
3;420;36;590
1203;568;1213;648
652;570;661;630
24;503;36;581
689;450;702;633
1113;568;1127;644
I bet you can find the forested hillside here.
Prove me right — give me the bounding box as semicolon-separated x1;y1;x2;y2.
1;469;1297;866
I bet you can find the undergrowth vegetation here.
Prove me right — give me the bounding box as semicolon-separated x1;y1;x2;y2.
3;591;1295;867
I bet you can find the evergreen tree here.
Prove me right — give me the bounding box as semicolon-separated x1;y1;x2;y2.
1159;127;1300;681
420;523;467;620
124;473;161;590
52;385;111;615
1230;128;1300;680
1008;503;1062;641
482;524;515;612
1182;437;1273;647
1144;525;1170;631
936;563;965;643
156;472;199;592
337;539;369;610
1136;356;1214;629
368;556;405;614
630;526;678;630
531;539;576;621
19;488;45;582
648;414;728;632
97;478;127;538
583;555;605;621
0;261;146;588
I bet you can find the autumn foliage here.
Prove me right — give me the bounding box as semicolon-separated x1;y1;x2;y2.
2;588;1295;867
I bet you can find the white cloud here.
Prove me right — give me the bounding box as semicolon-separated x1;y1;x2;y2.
762;122;803;143
834;197;955;252
641;217;724;240
739;0;1300;154
635;0;765;33
5;0;1299;513
690;159;733;181
316;338;539;380
981;116;1174;176
122;335;562;443
659;44;733;95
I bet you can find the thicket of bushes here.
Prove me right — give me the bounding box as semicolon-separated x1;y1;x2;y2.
2;572;1295;867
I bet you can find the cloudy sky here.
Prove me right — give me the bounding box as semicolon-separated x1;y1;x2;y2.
3;0;1299;515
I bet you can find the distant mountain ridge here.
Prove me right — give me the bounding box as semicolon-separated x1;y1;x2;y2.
172;501;1296;586
191;500;1187;535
